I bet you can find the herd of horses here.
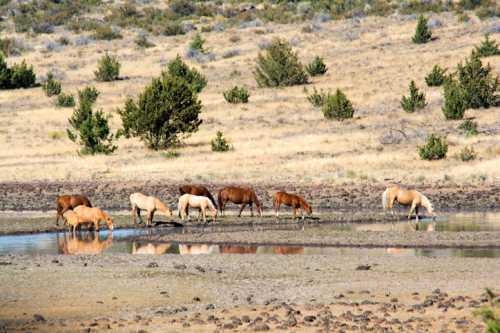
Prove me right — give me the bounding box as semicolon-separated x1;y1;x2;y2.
56;185;434;232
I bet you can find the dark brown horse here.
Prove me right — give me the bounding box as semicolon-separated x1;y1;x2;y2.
218;186;262;217
273;191;312;219
56;195;92;225
179;184;217;208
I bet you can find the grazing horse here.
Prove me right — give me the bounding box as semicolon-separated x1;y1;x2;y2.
73;205;114;231
129;192;172;226
178;194;217;223
179;185;217;209
273;191;312;219
382;186;435;222
55;194;92;225
218;186;263;217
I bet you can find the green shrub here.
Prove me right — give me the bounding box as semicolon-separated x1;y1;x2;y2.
0;53;11;88
306;87;327;107
458;119;478;136
67;87;117;155
425;65;448;87
254;38;308;87
78;86;99;104
211;131;230;152
42;73;61;97
94;53;120;82
135;34;155;48
458;146;476;161
418;134;447;160
161;22;185;36
56;92;75;107
456;54;499;109
118;72;202;150
401;80;426;112
170;0;196;16
442;79;467;120
306;56;328;76
166;55;207;93
189;33;206;53
473;34;500;58
161;151;180;159
10;61;36;88
322;89;355;120
223;86;249;104
93;25;122;40
474;289;500;333
412;15;432;44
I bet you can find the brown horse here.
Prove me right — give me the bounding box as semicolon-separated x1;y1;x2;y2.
382;185;435;222
218;186;263;217
179;185;217;208
273;191;312;219
56;195;92;225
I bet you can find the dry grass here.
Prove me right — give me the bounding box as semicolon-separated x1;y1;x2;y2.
0;11;499;184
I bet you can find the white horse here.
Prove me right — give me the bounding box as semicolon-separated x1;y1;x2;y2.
129;192;172;226
178;194;217;223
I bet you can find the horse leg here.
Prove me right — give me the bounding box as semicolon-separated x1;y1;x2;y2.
131;206;136;224
250;203;254;217
238;204;247;217
202;208;207;223
407;202;417;221
415;206;420;222
148;210;154;226
221;200;226;217
136;208;142;224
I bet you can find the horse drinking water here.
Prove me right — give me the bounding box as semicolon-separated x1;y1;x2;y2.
273;191;312;219
73;206;114;231
129;192;173;226
218;186;262;217
382;186;435;222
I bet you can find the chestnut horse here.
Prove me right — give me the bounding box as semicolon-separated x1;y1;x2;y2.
382;185;435;222
273;191;312;219
73;206;114;231
55;194;92;225
218;186;262;217
179;185;217;209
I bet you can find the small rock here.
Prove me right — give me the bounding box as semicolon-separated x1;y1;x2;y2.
147;262;158;268
194;265;206;273
174;264;187;270
356;265;371;270
33;314;46;322
205;304;215;310
193;297;201;302
304;315;316;322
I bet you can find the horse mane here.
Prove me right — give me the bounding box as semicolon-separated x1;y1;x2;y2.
418;192;434;214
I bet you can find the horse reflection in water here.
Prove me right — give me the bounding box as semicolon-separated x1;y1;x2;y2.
132;242;172;255
219;245;258;254
57;232;113;255
179;244;218;255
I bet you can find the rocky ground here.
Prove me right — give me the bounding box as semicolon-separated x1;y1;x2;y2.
0;251;497;333
0;181;499;212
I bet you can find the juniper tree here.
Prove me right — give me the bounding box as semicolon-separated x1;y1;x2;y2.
166;55;207;93
322;89;354;120
401;81;426;112
425;65;448;87
412;15;432;44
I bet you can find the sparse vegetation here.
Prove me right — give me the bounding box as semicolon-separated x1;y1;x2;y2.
118;72;202;150
189;33;206;53
135;34;155;48
161;151;180;159
223;86;250;104
42;73;61;97
456;54;499;109
473;34;500;58
94;53;121;82
412;15;432;44
425;65;448;87
166;55;207;93
306;87;328;107
161;22;185;36
418;134;448;160
442;79;467;120
306;56;328;76
254;38;308;88
458;119;478;136
93;25;122;40
56;92;75;107
48;131;65;140
401;81;426;112
211;131;231;152
0;54;37;90
78;86;99;104
322;89;355;120
67;86;117;155
474;289;500;333
459;146;476;161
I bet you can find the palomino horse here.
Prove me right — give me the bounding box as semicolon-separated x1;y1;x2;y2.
63;209;87;233
56;194;92;225
178;194;217;223
218;186;263;217
73;205;114;231
129;192;172;226
179;185;217;209
57;232;113;255
273;191;312;219
382;186;435;222
132;242;172;255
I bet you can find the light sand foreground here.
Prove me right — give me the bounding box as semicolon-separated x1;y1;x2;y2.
0;13;499;184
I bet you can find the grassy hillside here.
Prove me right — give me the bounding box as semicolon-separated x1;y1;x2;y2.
0;0;499;185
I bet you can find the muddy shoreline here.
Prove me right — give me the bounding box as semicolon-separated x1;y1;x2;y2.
0;181;499;211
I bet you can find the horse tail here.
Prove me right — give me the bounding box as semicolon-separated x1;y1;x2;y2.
419;192;434;215
382;188;389;210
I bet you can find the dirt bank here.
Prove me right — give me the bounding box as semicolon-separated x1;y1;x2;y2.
0;251;497;332
0;181;499;212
